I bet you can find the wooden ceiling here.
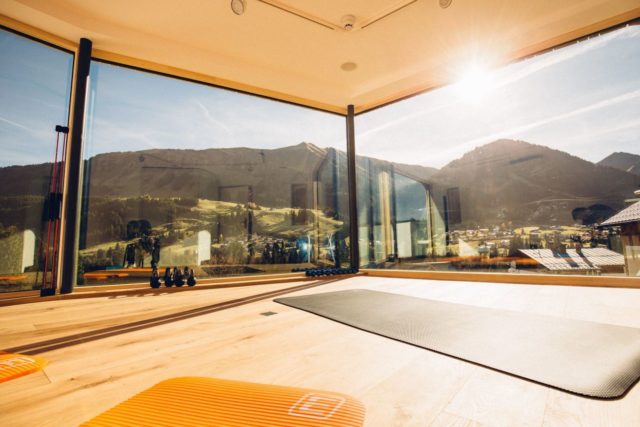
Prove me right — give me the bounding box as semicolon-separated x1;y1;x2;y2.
1;0;639;114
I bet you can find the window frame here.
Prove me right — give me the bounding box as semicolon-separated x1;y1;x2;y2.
1;15;638;295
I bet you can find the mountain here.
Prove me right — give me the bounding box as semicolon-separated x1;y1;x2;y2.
81;142;330;207
392;163;438;182
597;152;640;176
430;139;640;226
0;163;53;198
2;140;639;231
0;143;438;207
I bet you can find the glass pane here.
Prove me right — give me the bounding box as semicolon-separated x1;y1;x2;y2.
0;29;73;292
356;25;640;277
79;62;347;287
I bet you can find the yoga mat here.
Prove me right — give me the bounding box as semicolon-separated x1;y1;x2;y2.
0;352;48;383
276;289;640;398
83;377;365;426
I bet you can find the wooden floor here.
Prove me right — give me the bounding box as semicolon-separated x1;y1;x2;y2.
1;276;640;426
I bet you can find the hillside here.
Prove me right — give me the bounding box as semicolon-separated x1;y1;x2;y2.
0;142;437;209
430;139;640;226
392;163;438;182
597;152;640;175
0;163;53;197
2;140;639;232
82;142;329;206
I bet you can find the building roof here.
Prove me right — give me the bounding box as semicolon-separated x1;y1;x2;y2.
601;200;640;226
1;1;639;113
519;248;624;271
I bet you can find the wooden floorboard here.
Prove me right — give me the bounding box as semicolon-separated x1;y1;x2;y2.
1;277;639;426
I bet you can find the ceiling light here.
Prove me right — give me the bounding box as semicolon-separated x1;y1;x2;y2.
439;0;453;8
231;0;246;15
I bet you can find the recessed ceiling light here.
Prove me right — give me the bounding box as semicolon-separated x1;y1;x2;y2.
231;0;246;15
439;0;453;8
341;62;357;71
341;15;356;31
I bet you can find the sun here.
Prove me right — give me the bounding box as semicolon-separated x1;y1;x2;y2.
455;65;495;103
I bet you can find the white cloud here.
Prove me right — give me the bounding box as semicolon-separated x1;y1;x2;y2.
357;26;640;149
453;89;640;152
0;115;31;132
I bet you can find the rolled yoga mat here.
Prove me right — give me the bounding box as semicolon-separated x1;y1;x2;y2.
275;289;640;398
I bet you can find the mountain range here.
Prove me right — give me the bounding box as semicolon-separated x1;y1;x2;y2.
428;139;640;226
1;139;638;228
597;152;640;176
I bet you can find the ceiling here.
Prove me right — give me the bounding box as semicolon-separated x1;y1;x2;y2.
1;0;638;114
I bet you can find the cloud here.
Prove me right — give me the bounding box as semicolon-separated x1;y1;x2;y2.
86;117;159;153
193;99;233;137
0;115;31;132
357;98;456;144
357;26;640;146
434;89;640;162
494;25;639;89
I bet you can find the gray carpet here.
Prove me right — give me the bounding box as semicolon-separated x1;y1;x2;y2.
275;289;640;398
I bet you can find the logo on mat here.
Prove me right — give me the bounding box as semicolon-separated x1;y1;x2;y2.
288;393;346;420
0;356;36;369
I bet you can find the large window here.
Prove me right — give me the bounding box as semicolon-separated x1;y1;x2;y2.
2;23;637;293
78;62;348;286
0;29;73;292
356;25;640;277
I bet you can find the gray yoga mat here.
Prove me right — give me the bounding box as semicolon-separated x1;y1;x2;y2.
275;289;640;398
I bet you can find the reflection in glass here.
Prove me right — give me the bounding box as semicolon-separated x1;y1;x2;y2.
79;62;348;286
0;29;73;292
356;25;640;276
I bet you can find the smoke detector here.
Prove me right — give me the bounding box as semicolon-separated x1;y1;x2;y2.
341;15;356;31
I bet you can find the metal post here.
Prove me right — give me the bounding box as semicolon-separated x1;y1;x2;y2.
59;38;92;294
346;105;359;270
425;184;436;257
443;194;450;250
331;148;339;216
390;164;399;261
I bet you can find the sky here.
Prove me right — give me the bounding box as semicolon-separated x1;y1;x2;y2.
83;61;346;160
0;30;73;166
357;25;640;168
0;24;638;168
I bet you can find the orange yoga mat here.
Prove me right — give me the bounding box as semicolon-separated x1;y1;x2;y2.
0;352;48;383
83;377;365;427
